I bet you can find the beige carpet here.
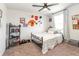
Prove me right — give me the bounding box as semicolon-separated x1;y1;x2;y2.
3;42;79;56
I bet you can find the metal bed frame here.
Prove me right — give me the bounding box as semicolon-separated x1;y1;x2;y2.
31;32;64;49
31;33;43;49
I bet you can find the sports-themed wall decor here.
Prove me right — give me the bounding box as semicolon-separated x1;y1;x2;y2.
23;23;27;27
20;17;25;24
31;15;34;18
39;16;42;19
35;16;38;20
72;14;79;29
19;15;42;27
28;19;36;27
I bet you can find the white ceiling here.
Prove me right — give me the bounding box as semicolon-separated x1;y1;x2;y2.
5;3;73;14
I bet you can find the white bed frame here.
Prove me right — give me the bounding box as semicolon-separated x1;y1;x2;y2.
31;33;43;49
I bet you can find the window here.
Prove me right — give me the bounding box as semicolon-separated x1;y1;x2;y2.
54;13;64;33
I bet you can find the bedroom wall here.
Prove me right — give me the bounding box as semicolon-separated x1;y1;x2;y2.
7;9;49;40
68;4;79;41
0;4;7;55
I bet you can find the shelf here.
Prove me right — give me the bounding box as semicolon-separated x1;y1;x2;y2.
9;24;21;47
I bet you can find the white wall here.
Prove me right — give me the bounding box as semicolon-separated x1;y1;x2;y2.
68;4;79;41
7;9;49;40
0;4;7;55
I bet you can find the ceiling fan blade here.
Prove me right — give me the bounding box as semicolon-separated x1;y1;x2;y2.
47;7;51;10
32;5;43;7
39;7;44;12
47;3;59;7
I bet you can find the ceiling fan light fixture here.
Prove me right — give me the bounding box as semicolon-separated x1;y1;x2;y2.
32;3;59;12
43;8;48;11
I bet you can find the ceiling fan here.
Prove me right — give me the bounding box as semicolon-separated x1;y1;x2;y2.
32;3;59;12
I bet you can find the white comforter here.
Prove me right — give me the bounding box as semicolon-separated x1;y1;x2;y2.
32;32;63;54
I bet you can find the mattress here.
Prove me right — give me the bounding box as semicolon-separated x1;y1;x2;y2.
32;32;62;41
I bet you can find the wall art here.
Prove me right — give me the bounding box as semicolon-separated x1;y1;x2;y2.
20;17;25;24
72;14;79;29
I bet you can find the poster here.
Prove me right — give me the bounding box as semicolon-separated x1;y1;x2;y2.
72;14;79;29
20;17;25;24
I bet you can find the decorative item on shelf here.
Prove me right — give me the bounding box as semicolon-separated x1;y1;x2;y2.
10;35;16;39
19;25;21;27
15;29;20;32
11;29;15;33
72;14;79;29
16;36;20;40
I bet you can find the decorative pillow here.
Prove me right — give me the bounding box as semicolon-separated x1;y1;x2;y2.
54;31;58;34
48;30;54;34
48;28;55;31
48;28;61;34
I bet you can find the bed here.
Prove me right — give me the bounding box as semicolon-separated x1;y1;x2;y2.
31;28;63;54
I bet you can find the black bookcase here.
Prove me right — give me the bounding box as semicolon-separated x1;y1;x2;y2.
8;23;21;47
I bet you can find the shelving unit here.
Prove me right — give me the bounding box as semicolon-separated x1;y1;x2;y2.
8;23;21;47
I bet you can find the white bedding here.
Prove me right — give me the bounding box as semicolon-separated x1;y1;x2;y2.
32;32;63;54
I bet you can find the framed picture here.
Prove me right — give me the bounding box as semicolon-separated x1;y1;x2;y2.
0;9;3;18
35;16;38;20
72;14;79;29
49;18;52;22
20;17;25;24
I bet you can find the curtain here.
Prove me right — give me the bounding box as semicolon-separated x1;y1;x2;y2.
63;9;70;41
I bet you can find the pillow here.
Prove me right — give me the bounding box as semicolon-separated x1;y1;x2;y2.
48;28;55;31
54;31;58;34
48;28;61;34
48;30;54;34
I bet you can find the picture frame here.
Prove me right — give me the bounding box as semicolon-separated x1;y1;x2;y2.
72;14;79;29
20;17;25;24
49;18;52;22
